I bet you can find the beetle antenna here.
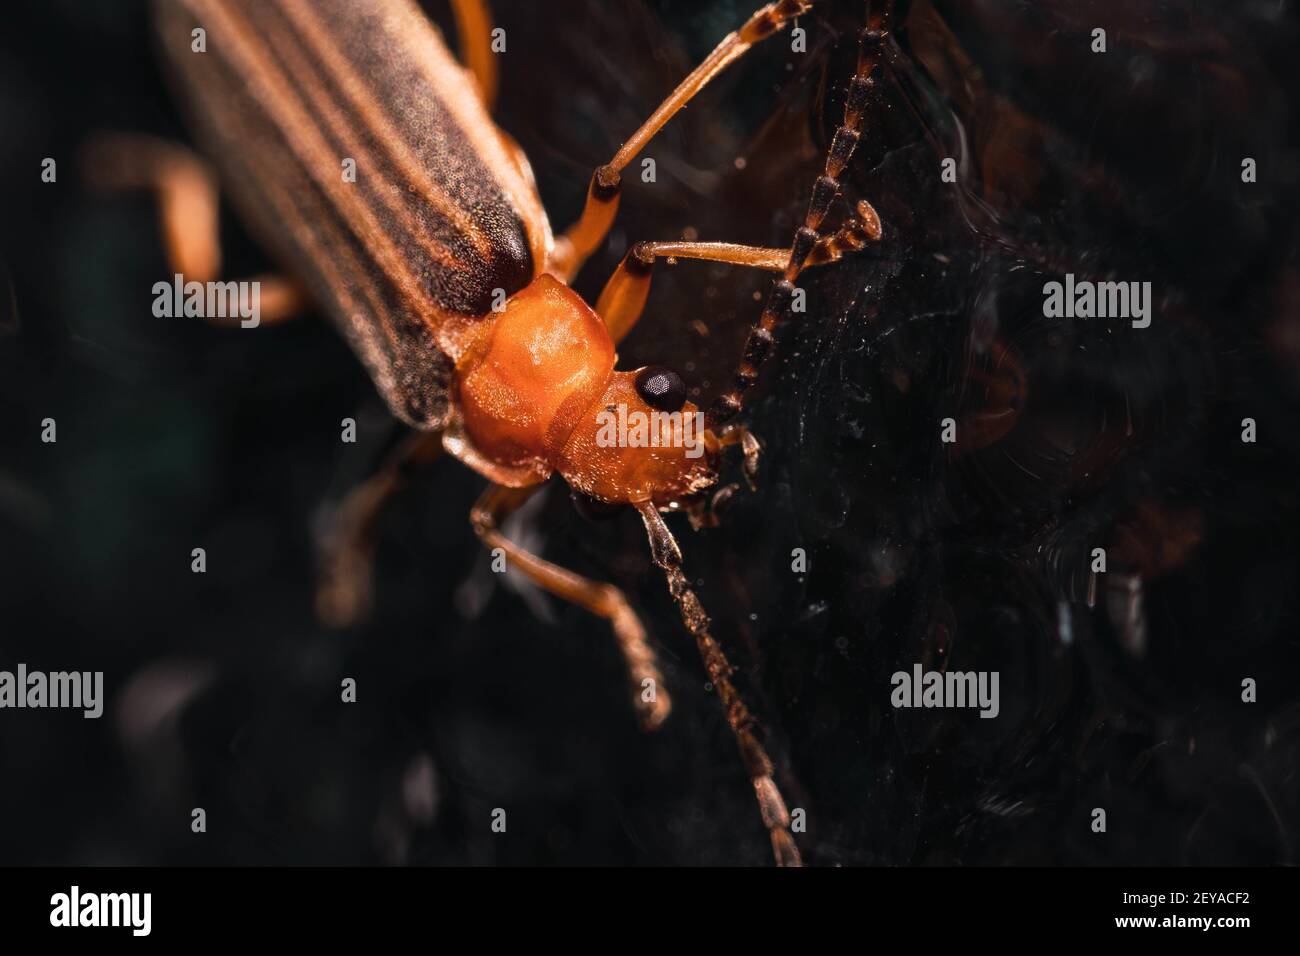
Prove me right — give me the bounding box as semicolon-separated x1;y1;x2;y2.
707;19;890;428
633;501;802;866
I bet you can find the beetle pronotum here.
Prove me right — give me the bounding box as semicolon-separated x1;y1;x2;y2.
89;0;889;865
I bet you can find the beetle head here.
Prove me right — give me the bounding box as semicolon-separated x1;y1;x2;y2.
556;364;719;509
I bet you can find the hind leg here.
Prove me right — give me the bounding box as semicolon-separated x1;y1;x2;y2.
316;430;444;628
82;133;306;326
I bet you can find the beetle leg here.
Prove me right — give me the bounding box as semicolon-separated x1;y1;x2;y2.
687;482;740;530
550;0;815;281
81;133;307;326
316;430;444;628
713;423;762;489
471;484;672;731
597;243;775;346
634;501;802;866
596;213;881;345
449;0;498;111
806;200;883;261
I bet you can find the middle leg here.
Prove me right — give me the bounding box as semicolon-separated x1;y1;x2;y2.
449;0;499;110
316;429;445;628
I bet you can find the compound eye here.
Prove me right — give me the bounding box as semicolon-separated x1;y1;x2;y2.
634;366;687;412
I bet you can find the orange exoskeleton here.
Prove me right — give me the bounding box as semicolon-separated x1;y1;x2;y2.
87;0;892;865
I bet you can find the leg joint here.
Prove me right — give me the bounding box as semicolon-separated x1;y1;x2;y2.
592;165;622;202
626;242;656;275
469;504;497;538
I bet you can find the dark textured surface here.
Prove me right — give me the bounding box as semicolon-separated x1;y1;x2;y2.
1;0;1298;866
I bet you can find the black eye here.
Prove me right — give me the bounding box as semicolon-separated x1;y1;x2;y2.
635;366;687;411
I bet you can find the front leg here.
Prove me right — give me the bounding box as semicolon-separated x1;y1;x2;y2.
471;484;672;731
550;0;816;280
596;210;880;346
712;423;762;489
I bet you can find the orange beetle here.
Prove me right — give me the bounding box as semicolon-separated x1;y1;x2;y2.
91;0;890;865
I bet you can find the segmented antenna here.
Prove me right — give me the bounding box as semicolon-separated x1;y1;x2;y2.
634;501;802;866
708;24;889;427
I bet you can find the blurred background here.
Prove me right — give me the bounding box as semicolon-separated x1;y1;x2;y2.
1;0;1298;865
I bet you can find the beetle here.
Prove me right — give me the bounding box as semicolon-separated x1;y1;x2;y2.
87;0;891;865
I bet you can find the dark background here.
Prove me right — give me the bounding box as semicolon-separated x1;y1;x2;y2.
1;0;1298;865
